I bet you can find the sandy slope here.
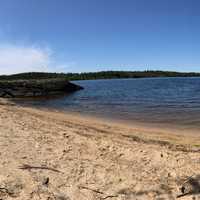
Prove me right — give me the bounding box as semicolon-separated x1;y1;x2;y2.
0;99;200;200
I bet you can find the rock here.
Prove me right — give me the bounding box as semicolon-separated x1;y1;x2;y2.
0;78;83;98
42;177;49;186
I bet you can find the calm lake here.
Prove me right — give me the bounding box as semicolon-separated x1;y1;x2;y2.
18;77;200;133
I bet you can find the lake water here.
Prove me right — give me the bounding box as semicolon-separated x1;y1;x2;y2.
18;77;200;134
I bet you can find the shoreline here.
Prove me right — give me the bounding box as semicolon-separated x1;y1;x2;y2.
12;100;200;149
0;99;200;199
13;96;200;139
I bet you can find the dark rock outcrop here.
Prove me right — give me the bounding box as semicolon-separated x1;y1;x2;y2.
0;79;83;98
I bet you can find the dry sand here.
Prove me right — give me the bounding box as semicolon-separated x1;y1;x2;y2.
0;99;200;200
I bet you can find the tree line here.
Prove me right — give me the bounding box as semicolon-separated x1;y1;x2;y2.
0;70;200;81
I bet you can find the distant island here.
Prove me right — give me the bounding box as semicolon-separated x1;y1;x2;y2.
0;70;200;81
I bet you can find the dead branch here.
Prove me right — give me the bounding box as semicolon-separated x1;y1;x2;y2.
19;164;62;173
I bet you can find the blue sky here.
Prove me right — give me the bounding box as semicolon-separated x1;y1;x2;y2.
0;0;200;74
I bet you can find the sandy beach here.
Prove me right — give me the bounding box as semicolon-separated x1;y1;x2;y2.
0;99;200;200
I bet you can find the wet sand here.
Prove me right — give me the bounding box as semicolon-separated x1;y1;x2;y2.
0;98;200;200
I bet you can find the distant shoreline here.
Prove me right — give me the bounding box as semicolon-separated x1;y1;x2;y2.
1;70;200;81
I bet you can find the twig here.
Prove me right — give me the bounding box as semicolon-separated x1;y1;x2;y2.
79;186;104;194
101;195;118;199
19;164;62;173
182;174;195;186
177;192;191;198
79;186;118;199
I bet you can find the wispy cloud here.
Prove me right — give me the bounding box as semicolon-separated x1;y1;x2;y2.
0;44;74;75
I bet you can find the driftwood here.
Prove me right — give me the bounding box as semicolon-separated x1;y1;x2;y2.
19;164;62;173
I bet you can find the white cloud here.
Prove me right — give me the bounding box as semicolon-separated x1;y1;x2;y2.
0;44;72;75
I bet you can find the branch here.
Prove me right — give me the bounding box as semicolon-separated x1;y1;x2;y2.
79;186;118;199
79;186;104;194
19;164;62;173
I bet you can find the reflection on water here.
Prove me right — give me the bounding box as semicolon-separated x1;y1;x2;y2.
15;77;200;133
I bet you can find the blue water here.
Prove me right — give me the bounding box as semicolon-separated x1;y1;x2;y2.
19;77;200;132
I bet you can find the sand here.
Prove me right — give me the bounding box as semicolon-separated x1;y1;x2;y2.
0;99;200;200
